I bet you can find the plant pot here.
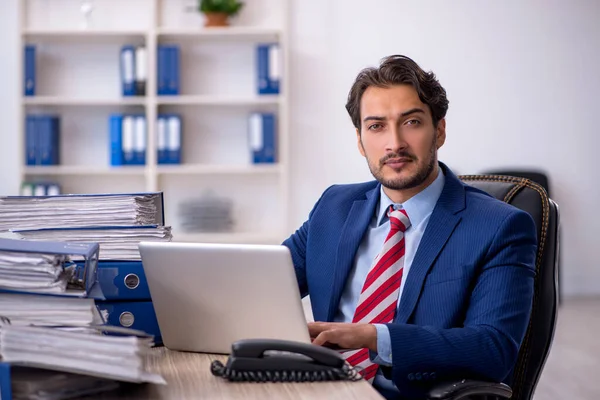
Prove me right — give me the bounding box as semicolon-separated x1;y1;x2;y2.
204;12;229;27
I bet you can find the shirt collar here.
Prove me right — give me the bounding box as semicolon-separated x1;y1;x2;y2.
376;167;446;227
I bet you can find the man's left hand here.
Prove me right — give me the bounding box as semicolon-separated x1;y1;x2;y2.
308;322;377;352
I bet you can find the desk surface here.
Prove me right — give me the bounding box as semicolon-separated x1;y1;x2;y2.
102;347;383;399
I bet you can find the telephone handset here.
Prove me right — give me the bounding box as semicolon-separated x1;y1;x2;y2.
210;339;363;383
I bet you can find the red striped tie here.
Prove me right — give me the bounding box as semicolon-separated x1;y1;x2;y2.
343;205;411;382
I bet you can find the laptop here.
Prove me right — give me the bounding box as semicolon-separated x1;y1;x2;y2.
138;241;311;354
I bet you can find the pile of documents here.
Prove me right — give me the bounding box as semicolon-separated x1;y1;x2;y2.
0;193;162;231
0;251;72;294
0;238;165;398
14;226;172;260
0;192;172;260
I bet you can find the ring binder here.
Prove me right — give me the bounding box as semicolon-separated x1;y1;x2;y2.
0;238;102;299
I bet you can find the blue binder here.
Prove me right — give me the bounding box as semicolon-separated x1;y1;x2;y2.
95;261;151;300
167;114;182;164
0;237;101;299
157;46;168;96
96;301;162;345
0;363;11;399
120;46;136;97
249;112;276;163
256;44;280;95
109;114;123;166
166;46;180;95
24;45;35;96
25;115;38;165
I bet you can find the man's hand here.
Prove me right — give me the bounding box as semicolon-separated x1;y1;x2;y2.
308;322;378;352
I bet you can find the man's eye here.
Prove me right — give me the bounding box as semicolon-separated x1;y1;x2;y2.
368;123;383;131
406;119;421;126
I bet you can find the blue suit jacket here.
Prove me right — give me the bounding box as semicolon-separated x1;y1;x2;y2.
283;164;537;398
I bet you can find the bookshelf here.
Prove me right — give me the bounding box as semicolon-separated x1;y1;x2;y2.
18;0;290;245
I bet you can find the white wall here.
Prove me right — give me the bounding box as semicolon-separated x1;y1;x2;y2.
0;0;598;296
288;0;600;297
0;0;19;195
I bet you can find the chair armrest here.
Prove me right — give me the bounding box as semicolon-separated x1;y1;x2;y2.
426;379;512;400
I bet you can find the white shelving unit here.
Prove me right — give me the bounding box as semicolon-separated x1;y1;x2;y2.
17;0;290;245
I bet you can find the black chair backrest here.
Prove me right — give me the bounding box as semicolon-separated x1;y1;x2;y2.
459;174;559;400
483;170;551;198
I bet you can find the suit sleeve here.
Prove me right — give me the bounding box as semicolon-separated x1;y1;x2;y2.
282;185;335;298
386;210;537;395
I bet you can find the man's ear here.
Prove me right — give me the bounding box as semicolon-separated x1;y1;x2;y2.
436;119;446;149
356;128;366;157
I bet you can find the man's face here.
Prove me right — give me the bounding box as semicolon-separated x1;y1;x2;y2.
357;84;446;192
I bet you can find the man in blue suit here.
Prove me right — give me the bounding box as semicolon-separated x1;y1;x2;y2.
282;55;536;399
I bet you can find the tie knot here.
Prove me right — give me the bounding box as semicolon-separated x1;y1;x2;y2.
387;206;411;232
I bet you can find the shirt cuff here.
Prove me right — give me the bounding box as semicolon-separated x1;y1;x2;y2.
369;324;393;366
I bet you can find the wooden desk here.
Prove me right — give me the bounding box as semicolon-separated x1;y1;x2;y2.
104;348;383;399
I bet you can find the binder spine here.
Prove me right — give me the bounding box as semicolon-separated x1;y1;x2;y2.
157;46;167;96
0;362;13;400
157;115;167;164
122;115;135;165
109;114;124;166
120;46;136;97
96;301;162;345
134;115;147;165
135;46;147;96
167;114;181;164
24;45;35;96
25;115;37;165
256;44;280;95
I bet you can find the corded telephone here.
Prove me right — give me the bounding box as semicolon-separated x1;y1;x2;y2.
210;339;363;383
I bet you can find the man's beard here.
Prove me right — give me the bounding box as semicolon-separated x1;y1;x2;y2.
366;136;437;191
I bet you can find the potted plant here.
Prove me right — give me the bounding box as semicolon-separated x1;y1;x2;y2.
199;0;244;27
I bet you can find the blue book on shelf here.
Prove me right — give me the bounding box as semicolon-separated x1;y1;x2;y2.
248;112;276;163
96;301;162;345
38;116;60;166
120;45;136;97
51;116;60;165
157;114;167;164
256;44;280;95
166;46;180;95
24;45;35;96
0;237;102;299
25;115;37;165
122;115;136;165
109;114;123;166
133;115;146;165
167;114;182;164
157;46;168;96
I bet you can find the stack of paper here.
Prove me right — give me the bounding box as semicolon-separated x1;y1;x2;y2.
0;293;102;327
0;193;162;231
0;251;73;294
0;325;165;384
14;226;173;260
0;192;171;260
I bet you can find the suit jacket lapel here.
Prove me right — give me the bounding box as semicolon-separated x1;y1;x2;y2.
326;186;380;321
395;165;467;324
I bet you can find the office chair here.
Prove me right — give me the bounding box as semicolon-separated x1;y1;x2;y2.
426;174;560;400
482;169;562;305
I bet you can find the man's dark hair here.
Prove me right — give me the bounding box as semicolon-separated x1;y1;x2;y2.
345;55;449;132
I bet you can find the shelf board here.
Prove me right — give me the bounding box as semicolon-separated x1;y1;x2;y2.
23;166;146;176
23;97;146;107
172;232;283;245
22;29;147;42
157;95;280;106
157;164;281;176
157;27;281;41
